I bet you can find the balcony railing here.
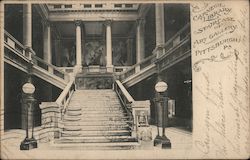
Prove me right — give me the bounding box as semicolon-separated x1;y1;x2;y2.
114;66;131;73
58;67;74;73
118;23;191;82
47;3;139;12
4;31;32;61
157;23;190;57
32;55;69;81
118;54;156;80
4;30;70;84
156;23;191;72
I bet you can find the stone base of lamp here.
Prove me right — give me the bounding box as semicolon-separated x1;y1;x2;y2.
153;135;162;146
20;137;37;150
161;135;171;149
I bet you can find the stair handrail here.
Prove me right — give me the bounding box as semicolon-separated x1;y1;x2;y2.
32;55;70;82
4;30;70;83
114;80;135;103
114;80;151;140
4;30;32;61
114;80;135;130
56;79;75;118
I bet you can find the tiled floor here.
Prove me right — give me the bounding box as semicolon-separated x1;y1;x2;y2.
1;126;192;159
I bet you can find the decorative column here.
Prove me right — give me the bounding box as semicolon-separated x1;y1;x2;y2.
126;37;133;65
155;4;165;57
43;20;52;65
75;20;82;70
81;24;85;66
136;18;145;63
105;20;113;72
23;4;32;49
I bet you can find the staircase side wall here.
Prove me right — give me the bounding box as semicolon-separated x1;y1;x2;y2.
38;102;60;143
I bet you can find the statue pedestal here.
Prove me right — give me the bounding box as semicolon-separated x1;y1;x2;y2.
83;65;107;73
75;73;113;89
106;65;114;73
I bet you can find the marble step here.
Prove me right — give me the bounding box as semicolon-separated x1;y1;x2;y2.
79;111;125;115
66;111;82;116
69;102;121;105
70;97;119;100
63;116;81;122
77;111;126;115
71;96;118;99
76;108;124;111
73;93;118;95
65;115;128;120
74;90;115;92
70;101;120;104
62;121;129;126
63;125;130;131
51;141;138;150
62;119;132;124
73;92;117;94
63;116;130;122
65;112;126;117
67;106;82;111
55;137;138;143
67;109;124;113
61;130;131;137
65;108;127;116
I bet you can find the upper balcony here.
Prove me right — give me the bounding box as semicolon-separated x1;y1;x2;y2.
47;3;140;12
44;3;147;21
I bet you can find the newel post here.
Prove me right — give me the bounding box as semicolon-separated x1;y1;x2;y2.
132;100;152;141
39;102;61;143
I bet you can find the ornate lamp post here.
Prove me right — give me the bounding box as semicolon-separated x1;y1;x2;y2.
153;81;171;149
20;78;37;150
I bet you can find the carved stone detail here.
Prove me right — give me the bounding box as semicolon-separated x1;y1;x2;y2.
75;20;82;27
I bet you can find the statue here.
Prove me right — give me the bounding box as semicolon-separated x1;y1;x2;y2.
85;41;106;66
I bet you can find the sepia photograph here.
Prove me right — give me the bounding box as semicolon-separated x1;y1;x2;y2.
0;0;249;159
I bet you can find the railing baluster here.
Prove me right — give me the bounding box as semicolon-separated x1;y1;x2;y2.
48;66;53;74
135;65;140;73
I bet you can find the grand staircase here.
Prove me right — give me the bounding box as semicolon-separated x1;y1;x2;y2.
53;89;138;149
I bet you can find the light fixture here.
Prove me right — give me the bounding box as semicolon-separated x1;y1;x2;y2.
153;81;171;149
155;81;168;93
22;83;35;94
20;80;37;150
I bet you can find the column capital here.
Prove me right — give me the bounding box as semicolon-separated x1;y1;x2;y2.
104;19;112;27
75;20;82;27
136;18;145;27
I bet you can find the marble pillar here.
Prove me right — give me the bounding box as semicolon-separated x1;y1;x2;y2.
155;4;165;57
75;20;82;70
43;20;52;68
136;18;145;63
23;4;32;49
105;20;113;72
